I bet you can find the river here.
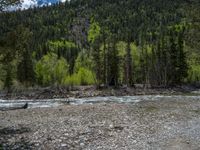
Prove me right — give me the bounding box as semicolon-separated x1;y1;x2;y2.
1;95;200;110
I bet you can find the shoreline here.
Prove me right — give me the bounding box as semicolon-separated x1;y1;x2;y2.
0;85;199;100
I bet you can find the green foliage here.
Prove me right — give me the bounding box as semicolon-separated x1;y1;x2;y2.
48;40;77;51
88;19;101;44
64;53;96;86
0;80;4;90
130;43;140;67
0;0;199;88
88;19;102;86
130;43;142;83
17;49;35;86
116;41;127;84
54;58;69;84
77;67;96;85
64;67;96;86
46;40;79;74
64;75;80;86
117;41;127;57
168;28;188;85
0;64;5;83
4;63;13;90
0;31;17;89
74;51;94;73
35;53;69;86
16;26;35;86
12;79;25;91
188;65;200;82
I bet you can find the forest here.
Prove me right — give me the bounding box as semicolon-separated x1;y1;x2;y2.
0;0;200;90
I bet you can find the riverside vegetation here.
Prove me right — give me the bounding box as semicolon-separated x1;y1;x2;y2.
0;0;200;91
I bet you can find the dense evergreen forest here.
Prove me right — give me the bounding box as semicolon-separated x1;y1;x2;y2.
0;0;200;89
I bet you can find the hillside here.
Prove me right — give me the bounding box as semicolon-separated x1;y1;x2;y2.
0;0;200;89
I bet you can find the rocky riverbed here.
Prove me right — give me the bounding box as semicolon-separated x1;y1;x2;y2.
0;96;200;150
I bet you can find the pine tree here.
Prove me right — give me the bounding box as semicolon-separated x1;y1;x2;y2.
88;19;102;87
15;26;35;86
169;31;178;85
125;41;133;86
108;37;119;86
17;50;35;86
177;29;188;83
4;63;13;91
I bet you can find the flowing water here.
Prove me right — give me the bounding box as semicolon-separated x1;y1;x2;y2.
0;95;200;110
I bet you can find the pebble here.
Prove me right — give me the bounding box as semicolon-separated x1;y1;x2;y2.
133;140;137;144
80;143;85;147
61;143;67;147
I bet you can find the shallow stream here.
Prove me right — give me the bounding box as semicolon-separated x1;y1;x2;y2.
0;95;200;110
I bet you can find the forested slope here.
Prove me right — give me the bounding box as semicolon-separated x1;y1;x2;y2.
0;0;199;89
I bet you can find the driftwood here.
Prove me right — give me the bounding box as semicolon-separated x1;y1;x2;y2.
0;103;28;111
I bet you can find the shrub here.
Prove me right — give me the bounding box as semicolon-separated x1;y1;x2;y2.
64;67;96;86
188;65;200;82
54;58;69;85
35;53;69;86
74;51;94;73
64;74;80;86
77;67;96;85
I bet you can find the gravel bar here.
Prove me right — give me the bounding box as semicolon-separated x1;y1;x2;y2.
0;98;200;150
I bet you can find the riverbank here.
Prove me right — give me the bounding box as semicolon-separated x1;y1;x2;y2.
0;85;199;100
0;97;200;149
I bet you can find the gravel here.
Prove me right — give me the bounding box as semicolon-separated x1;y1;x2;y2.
0;97;200;150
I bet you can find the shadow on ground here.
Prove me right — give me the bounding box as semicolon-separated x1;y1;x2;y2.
0;126;34;149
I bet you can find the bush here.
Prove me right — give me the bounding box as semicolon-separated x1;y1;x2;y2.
64;67;96;86
64;74;80;86
54;58;69;84
74;51;94;73
188;65;200;82
35;53;69;86
77;67;96;85
12;80;24;91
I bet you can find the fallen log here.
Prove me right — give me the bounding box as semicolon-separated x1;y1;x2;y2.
0;103;28;111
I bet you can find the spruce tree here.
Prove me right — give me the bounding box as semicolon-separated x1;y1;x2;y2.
177;29;188;84
17;50;35;86
16;26;35;86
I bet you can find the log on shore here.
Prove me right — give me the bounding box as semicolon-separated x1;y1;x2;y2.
0;103;28;111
